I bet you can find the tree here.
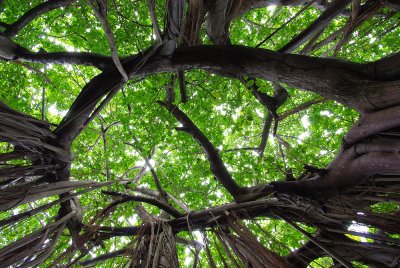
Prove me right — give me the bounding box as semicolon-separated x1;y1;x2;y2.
0;0;399;267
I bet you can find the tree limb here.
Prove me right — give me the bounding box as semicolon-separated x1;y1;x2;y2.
102;190;183;218
279;216;353;268
3;0;76;37
278;97;327;121
158;101;247;199
18;50;115;69
87;0;128;81
279;0;352;53
148;0;162;43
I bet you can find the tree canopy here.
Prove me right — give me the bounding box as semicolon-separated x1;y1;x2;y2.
0;0;400;267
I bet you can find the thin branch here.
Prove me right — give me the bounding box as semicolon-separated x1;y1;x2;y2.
3;0;76;37
333;0;382;56
0;182;112;229
87;0;128;81
256;1;314;48
125;137;168;201
166;73;176;103
258;112;273;158
14;61;51;83
243;81;287;158
299;27;326;54
223;147;259;153
309;27;342;53
178;70;188;103
167;192;191;213
278;98;327;121
279;0;352;53
41;87;46;120
147;0;162;43
99;118;110;180
80;248;127;267
325;227;400;245
83;88;120;128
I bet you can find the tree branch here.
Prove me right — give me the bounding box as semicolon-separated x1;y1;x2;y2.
259;112;273;158
53;44;400;149
18;50;115;69
147;0;162;43
3;0;76;37
278;97;327;121
125;138;169;201
80;248;127;267
87;0;128;81
279;0;352;53
256;1;314;48
177;70;188;103
158;101;247;199
102;190;183;218
332;0;382;56
344;105;400;146
160;0;186;56
279;216;353;268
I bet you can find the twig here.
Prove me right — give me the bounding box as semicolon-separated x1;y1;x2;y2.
15;61;52;83
256;0;315;48
99;117;110;180
125;137;169;201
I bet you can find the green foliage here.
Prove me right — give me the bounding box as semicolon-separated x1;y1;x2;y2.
370;202;400;214
0;0;399;266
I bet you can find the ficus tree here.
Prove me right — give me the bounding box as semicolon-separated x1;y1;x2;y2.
0;0;399;267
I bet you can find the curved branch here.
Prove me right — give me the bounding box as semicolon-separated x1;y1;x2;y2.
15;45;399;108
286;232;400;267
169;46;384;111
102;190;184;218
3;0;76;37
53;45;399;148
344;105;400;146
